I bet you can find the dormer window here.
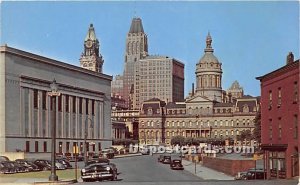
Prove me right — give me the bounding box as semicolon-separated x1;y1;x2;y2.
147;108;153;115
243;104;249;113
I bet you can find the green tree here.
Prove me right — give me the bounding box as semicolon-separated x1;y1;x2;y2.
170;135;185;146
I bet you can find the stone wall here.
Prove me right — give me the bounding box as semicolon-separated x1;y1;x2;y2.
202;156;255;176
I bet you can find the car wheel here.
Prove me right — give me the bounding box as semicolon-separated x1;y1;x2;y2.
43;167;48;171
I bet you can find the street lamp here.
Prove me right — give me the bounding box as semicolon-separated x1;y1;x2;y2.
84;117;93;166
48;79;61;181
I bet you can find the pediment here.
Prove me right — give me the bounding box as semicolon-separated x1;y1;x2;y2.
185;95;212;103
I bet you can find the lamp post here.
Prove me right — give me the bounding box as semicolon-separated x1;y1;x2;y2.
48;79;61;181
84;117;93;167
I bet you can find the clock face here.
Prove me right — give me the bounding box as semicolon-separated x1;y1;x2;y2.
85;40;93;48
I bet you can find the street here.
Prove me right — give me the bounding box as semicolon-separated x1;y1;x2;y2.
77;154;298;185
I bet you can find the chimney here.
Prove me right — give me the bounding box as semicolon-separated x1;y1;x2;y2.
192;83;195;96
286;52;294;65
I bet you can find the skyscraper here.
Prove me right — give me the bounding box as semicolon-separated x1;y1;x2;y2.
123;17;148;106
80;24;104;73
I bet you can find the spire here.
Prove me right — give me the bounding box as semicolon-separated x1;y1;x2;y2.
205;32;214;53
129;17;144;33
85;23;97;41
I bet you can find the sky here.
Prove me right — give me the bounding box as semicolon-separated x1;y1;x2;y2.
1;1;299;97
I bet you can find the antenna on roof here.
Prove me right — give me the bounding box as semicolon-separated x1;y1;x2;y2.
134;1;137;18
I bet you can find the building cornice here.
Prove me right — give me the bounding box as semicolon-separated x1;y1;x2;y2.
256;60;299;82
0;45;112;81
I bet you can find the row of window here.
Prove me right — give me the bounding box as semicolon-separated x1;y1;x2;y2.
24;141;101;153
268;81;298;109
269;115;298;140
33;89;96;115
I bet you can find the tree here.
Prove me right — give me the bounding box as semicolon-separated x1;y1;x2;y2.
170;135;185;146
253;109;262;144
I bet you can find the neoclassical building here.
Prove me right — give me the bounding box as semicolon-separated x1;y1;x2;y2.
138;34;259;145
0;25;112;154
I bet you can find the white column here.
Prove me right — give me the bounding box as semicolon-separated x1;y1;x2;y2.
61;94;65;138
75;97;79;138
37;90;42;137
28;89;34;137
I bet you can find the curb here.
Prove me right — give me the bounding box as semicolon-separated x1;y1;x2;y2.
34;179;77;185
114;153;142;158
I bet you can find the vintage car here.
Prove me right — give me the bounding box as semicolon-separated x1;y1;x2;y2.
81;163;117;182
101;149;115;159
0;161;16;174
158;155;164;162
162;156;171;164
86;158;117;174
234;171;248;180
33;159;52;171
170;159;184;170
235;168;266;180
15;159;40;172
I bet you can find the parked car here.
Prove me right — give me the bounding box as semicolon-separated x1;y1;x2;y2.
162;156;171;164
33;159;51;171
234;171;248;180
2;161;28;173
81;163;117;182
141;147;150;155
101;149;114;159
246;169;266;180
158;155;164;162
56;159;72;169
56;162;66;170
0;161;16;174
235;169;266;180
170;159;184;170
15;159;40;172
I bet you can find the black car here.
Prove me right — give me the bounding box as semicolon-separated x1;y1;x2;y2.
0;162;16;174
170;159;184;170
56;159;72;169
81;163;117;182
158;155;164;162
15;159;40;172
33;159;51;171
2;161;28;173
86;158;110;166
245;169;266;180
162;156;171;164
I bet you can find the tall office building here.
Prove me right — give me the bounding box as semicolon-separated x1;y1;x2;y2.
123;17;148;107
134;56;184;109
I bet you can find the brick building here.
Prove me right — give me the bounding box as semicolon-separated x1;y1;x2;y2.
256;52;299;179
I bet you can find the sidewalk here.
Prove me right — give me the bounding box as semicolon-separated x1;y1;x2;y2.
182;159;234;180
0;178;76;185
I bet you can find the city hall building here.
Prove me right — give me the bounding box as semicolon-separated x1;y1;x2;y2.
0;25;112;154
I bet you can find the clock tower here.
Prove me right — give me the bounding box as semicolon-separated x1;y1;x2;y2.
80;24;104;73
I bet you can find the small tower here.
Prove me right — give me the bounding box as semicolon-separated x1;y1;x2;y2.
80;24;104;73
195;32;223;102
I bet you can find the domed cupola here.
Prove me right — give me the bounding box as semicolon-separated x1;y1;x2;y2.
195;32;223;102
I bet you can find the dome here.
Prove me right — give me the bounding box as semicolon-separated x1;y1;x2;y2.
199;52;220;64
198;32;220;65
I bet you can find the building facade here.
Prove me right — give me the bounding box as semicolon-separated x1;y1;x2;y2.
133;56;184;109
138;34;259;146
0;46;112;154
257;52;299;179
